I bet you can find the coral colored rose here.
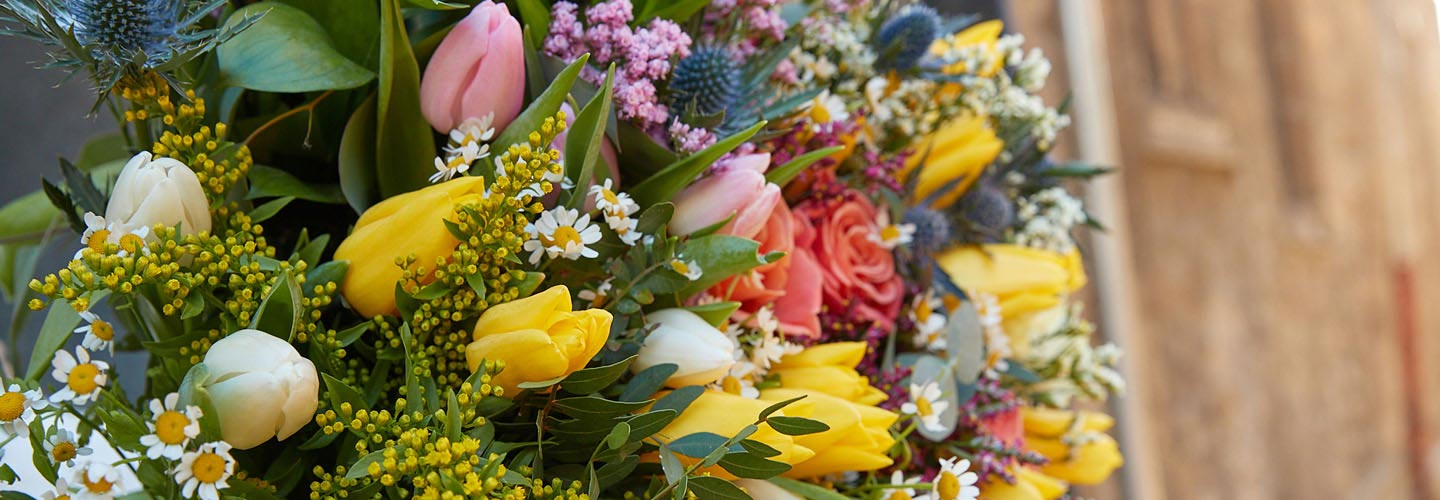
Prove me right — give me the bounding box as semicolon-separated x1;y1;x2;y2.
669;154;782;239
791;191;904;330
706;201;821;338
420;1;526;133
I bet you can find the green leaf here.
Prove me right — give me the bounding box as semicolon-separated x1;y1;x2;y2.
635;202;674;234
605;421;631;450
766;478;853;500
764;416;829;436
658;443;685;484
629;121;765;207
177;364;225;442
676;235;765;297
275;0;380;69
59;158;105;214
446;390;463;440
493;54;590;149
251;269;303;340
402;0;465;9
689;476;753;500
651;386;704;415
718;453;790;479
515;0;551;47
332;322;371;348
345;449;387;480
552;396;652;420
564;65;616;209
25;300;83;382
765;146;842;187
248;165;345;204
737;439;781;458
248;196;295;223
668;432;728;458
323;372;368;419
75;133;128;168
217;2;375;92
595;455;640;489
561;355;636;394
0;190;64;245
375;0;437;198
684;301;741;328
636;0;711;24
625;409;679;442
757;395;804;421
620;363;678;402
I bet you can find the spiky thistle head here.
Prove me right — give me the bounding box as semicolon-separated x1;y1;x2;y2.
876;4;942;72
904;205;953;253
65;0;183;57
957;182;1014;241
669;46;742;117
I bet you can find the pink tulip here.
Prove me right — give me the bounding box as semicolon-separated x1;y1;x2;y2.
420;1;526;133
669;154;782;239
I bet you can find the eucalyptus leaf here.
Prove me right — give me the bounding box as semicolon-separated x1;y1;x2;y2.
717;453;790;479
217;2;375;92
688;476;753;500
946;300;986;384
561;355;637;394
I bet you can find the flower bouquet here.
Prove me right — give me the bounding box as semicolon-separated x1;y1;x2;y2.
0;0;1125;499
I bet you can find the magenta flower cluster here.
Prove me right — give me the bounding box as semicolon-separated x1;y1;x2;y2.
704;0;788;58
545;0;692;129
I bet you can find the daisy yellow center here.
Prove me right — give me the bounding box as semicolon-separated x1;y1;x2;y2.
915;397;935;417
888;491;913;500
602;189;619;205
155;410;192;444
721;376;743;395
86;229;111;252
91;319;115;341
548;226;583;248
915;304;932;323
118;233;145;254
670;260;691;275
51;441;77;462
0;391;25;421
83;474;113;493
936;471;960;500
811;102;832;123
67;364;101;394
881;225;902;242
56;495;70;500
191;452;227;483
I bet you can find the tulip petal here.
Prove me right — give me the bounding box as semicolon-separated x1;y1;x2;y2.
207;372;283;450
466;328;572;395
472;285;573;336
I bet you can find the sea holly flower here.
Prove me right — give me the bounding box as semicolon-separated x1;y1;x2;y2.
50;347;109;405
140;393;202;460
75;310;117;354
0;383;44;438
523;207;602;264
901;381;950;432
45;428;93;466
174;441;235;500
69;460;123;500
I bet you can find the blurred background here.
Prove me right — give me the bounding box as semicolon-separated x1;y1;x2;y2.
5;0;1440;499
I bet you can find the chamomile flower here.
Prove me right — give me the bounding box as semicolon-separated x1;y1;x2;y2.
75;310;117;354
45;428;93;466
901;381;950;432
577;279;613;307
114;226;150;257
910;291;947;351
39;477;73;500
50;347;109;405
174;441;235;500
79;212;108;247
140;393;202;460
882;471;921;500
523;207;602;264
0;383;44;438
870;210;916;249
448;114;496;148
590;179;639;219
669;258;703;281
807;90;850;130
69;460;122;500
923;457;979;500
429;145;477;183
608;214;643;245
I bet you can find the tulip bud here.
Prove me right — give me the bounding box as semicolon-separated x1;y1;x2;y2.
105;152;211;237
668;154;782;239
420;1;526;133
634;309;735;388
201;329;319;450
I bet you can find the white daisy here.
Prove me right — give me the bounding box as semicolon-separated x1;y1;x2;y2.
448;113;496;148
428;149;474;183
669;258;702;281
0;383;45;438
589;179;640;220
39;477;73;500
174;441;235;500
870;210;916;250
900;381;950;432
79;212;108;247
910;291;948;351
69;460;122;500
114;226;151;257
882;470;921;500
522;207;602;264
45;428;93;466
807;90;850;131
50;347;109;405
140;393;202;460
921;457;979;500
577;279;613;307
75;310;117;354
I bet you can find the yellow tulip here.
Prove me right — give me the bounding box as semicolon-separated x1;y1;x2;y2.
651;390;815;475
979;467;1066;500
1021;408;1123;486
902;114;1003;208
464;285;612;396
757;388;898;479
334;176;489;318
771;343;888;405
936;245;1086;352
930;20;1005;77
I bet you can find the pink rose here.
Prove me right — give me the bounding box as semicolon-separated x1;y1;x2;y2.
791;191;903;330
420;1;526;133
669;154;782;239
708;202;822;338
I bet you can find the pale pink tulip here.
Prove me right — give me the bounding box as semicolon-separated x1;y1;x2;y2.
420;1;526;133
669;154;782;239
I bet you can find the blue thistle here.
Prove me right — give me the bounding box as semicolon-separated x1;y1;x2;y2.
66;0;183;57
958;183;1014;239
904;206;953;253
670;46;742;117
876;4;942;71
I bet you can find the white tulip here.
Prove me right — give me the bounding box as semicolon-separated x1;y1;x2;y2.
635;309;735;388
105;152;211;237
201;329;318;450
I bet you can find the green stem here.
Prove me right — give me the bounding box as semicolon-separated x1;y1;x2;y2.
131;104;153;150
